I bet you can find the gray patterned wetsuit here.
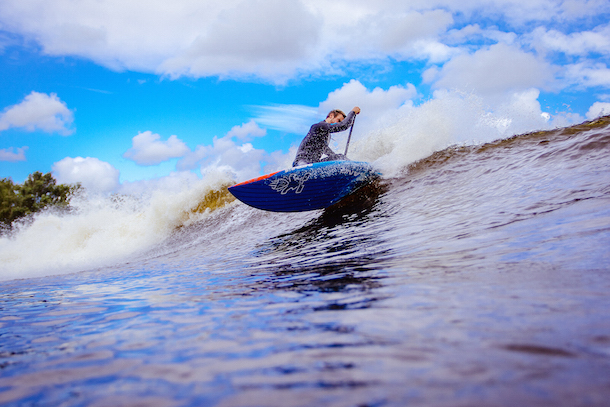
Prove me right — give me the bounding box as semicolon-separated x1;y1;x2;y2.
292;111;356;167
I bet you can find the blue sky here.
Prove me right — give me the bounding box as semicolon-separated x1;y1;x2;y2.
1;0;609;192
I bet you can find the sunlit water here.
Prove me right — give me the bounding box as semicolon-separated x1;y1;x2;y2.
1;118;610;406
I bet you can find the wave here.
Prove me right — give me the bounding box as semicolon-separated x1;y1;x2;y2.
0;172;236;281
1;114;609;281
347;89;565;177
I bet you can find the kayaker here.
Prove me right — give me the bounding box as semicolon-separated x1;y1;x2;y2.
292;107;360;167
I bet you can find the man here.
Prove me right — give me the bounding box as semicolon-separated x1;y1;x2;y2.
292;107;361;167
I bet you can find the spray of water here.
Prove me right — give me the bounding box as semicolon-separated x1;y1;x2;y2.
348;90;553;176
0;171;235;281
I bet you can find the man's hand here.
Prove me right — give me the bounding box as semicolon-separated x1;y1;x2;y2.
352;107;361;115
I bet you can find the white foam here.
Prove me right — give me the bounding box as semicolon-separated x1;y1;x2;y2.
0;171;235;281
347;89;555;177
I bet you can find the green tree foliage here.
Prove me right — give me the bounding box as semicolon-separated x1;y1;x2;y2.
0;172;80;229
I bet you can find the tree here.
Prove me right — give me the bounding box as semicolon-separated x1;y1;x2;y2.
0;172;80;229
0;178;21;227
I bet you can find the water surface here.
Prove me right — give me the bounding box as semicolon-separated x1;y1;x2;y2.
1;119;610;406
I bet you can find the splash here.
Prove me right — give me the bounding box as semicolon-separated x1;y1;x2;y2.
0;173;236;281
192;184;236;213
347;90;557;177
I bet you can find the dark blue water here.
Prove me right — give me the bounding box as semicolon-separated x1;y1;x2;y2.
1;118;610;406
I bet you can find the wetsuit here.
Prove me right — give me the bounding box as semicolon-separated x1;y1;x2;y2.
292;111;356;167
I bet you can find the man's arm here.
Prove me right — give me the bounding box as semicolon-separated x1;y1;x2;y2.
328;109;359;133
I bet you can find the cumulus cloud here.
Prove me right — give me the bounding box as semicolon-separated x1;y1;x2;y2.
176;145;209;173
52;156;120;193
0;0;206;72
586;102;610;119
226;120;266;141
334;9;455;62
178;134;268;182
176;120;275;181
3;0;606;84
0;146;28;162
529;25;610;57
203;136;267;181
0;91;74;135
551;0;610;22
320;79;417;115
159;0;319;81
429;43;557;99
563;62;610;89
123;131;190;166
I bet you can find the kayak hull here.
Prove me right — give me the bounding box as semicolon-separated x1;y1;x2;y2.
228;161;379;212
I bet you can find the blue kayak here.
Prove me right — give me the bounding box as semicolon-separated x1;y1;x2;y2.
228;161;379;212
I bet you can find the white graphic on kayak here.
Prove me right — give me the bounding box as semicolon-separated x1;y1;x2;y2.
268;173;311;194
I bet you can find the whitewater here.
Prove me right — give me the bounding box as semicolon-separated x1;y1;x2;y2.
1;112;609;406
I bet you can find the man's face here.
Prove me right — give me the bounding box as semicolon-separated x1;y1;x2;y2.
329;113;345;123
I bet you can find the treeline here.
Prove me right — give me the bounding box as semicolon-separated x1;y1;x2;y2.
0;172;81;230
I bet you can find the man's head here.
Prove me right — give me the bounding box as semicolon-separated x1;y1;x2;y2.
326;109;346;123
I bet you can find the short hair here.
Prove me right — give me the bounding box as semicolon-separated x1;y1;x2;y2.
327;109;346;119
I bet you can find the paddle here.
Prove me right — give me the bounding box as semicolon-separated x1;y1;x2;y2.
343;116;356;157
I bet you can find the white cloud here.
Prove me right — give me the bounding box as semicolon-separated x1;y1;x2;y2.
529;25;610;57
0;146;28;162
586;102;610;119
335;9;455;62
158;0;319;81
191;134;267;182
0;0;214;71
176;145;210;172
320;79;417;115
226;120;266;141
430;43;557;99
563;62;610;89
4;0;606;84
123;131;190;166
52;156;120;193
176;136;267;180
553;0;610;21
0;91;74;135
172;119;296;181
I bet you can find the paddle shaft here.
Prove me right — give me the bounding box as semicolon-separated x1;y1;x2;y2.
343;116;356;156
